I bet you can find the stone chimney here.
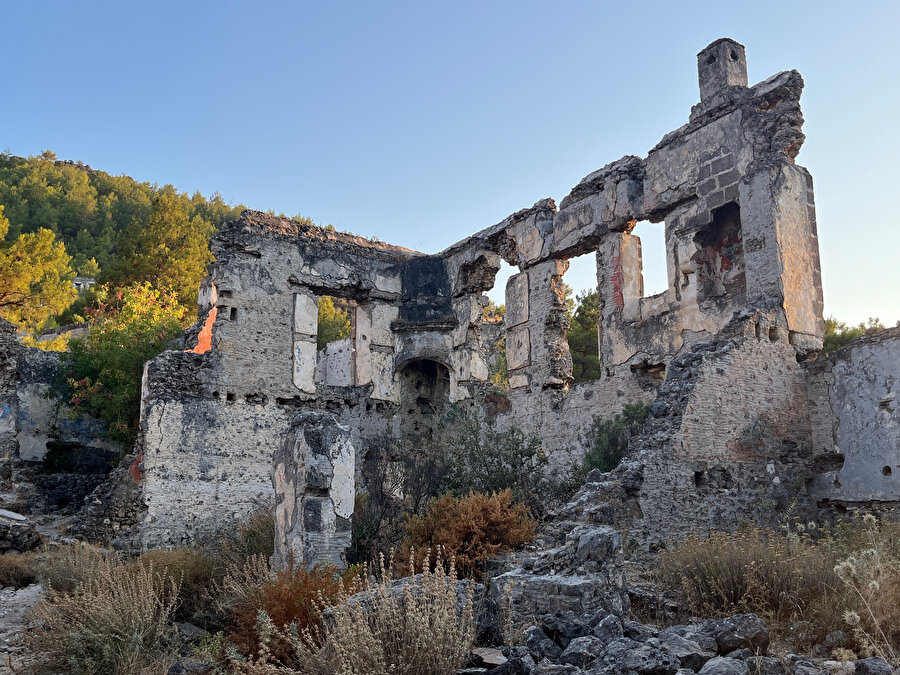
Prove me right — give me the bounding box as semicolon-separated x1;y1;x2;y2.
697;38;748;102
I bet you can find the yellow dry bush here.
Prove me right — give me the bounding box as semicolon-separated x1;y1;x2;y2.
231;552;475;675
402;489;535;580
38;541;115;595
27;557;180;674
0;552;37;588
658;517;900;658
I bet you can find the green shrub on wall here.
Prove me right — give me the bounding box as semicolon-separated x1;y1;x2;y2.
580;402;650;475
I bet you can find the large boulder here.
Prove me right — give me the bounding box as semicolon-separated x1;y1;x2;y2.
701;614;770;655
0;509;40;552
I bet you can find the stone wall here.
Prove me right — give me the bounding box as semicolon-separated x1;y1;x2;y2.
806;327;900;507
132;38;899;558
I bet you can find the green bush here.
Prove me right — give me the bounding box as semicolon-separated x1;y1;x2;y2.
63;282;188;445
580;402;649;475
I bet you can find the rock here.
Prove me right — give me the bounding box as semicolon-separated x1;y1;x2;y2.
702;614;769;655
526;625;562;661
792;662;825;675
625;620;659;641
167;661;214;674
470;647;508;668
542;611;592;648
854;657;893;675
532;665;582;675
494;654;537;675
593;637;680;674
698;657;749;675
0;509;40;552
744;657;787;675
659;631;716;671
592;614;624;646
822;630;848;649
559;635;605;668
660;625;718;654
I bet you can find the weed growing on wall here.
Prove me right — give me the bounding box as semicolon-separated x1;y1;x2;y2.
580;402;649;475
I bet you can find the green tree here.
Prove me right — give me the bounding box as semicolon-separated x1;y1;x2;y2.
65;283;188;445
566;288;603;383
106;187;214;306
316;296;351;349
823;316;895;353
580;402;650;475
0;205;77;331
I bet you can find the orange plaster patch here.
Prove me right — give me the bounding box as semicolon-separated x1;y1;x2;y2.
186;307;217;354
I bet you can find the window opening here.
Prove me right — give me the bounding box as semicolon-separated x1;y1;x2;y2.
562;251;601;383
315;295;356;386
629;221;668;297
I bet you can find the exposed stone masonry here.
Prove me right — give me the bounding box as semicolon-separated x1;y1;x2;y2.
1;39;895;567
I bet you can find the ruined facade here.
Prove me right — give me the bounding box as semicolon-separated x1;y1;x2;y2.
98;39;899;557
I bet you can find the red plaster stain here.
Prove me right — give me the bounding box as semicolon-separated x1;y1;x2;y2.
186;307;217;354
610;253;625;309
130;450;143;483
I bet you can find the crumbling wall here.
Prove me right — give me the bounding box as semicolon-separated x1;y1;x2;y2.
806;328;900;507
134;38;899;559
272;411;354;569
0;321;19;462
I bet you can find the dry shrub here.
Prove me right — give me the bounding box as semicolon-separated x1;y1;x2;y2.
834;515;900;665
38;541;115;594
658;517;900;658
133;546;218;622
232;552;475;675
227;563;348;664
402;489;535;579
0;552;37;588
219;510;276;565
27;557;180;674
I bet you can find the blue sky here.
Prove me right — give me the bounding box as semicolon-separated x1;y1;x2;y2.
2;1;898;324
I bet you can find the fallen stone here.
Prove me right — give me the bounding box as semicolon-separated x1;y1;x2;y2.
470;647;508;668
853;657;893;675
698;656;749;675
559;635;605;668
592;614;624;646
0;509;40;552
660;631;716;671
702;614;769;655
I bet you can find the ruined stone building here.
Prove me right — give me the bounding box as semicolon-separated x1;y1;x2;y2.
2;39;898;561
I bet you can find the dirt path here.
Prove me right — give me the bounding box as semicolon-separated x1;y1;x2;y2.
0;584;43;674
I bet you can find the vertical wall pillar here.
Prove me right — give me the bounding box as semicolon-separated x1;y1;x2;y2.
292;291;318;394
272;411;354;569
524;259;572;391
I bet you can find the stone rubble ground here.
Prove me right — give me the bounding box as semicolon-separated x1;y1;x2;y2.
0;583;43;675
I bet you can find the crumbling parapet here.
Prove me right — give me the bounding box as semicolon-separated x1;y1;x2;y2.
806;327;900;505
131;39;897;555
272;411;354;569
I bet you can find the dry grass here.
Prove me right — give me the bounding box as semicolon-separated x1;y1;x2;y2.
0;552;37;588
132;546;218;622
402;489;535;580
833;514;900;664
231;552;475;675
227;564;347;665
658;517;900;661
27;556;180;674
38;541;115;594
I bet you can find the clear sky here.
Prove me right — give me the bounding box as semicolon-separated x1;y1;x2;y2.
2;1;898;324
